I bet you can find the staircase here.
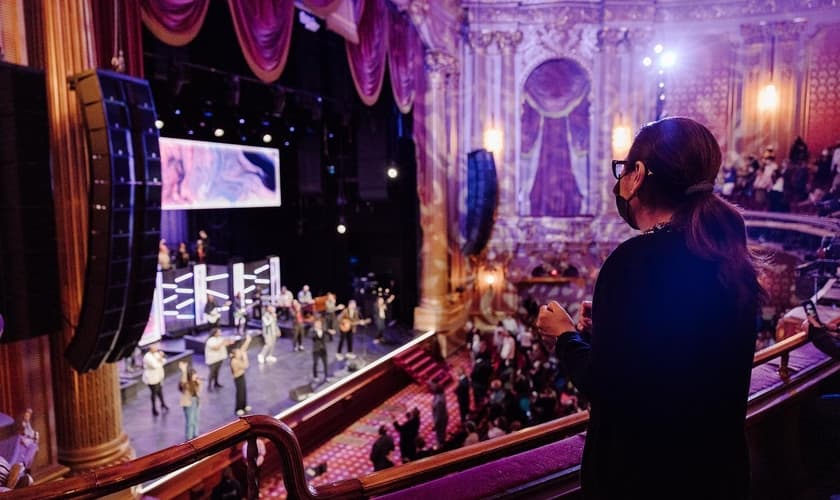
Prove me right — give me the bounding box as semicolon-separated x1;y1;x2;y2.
394;346;453;388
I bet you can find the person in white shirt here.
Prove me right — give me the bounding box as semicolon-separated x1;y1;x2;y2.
298;285;314;314
142;343;169;416
258;306;278;364
278;286;293;320
499;330;516;368
205;328;229;391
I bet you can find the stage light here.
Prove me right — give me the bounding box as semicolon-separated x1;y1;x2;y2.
337;223;347;234
658;82;665;88
154;119;164;129
328;132;334;139
659;94;666;101
214;128;225;137
484;273;496;285
174;108;182;116
387;167;399;179
262;133;272;143
758;83;779;112
483;127;503;155
654;44;664;54
289;126;296;132
327;165;336;175
199;121;206;128
642;56;652;67
238;118;245;125
659;51;677;68
240;135;247;142
284;141;290;147
187;129;195;136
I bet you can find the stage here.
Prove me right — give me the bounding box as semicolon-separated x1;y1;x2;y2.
121;323;416;458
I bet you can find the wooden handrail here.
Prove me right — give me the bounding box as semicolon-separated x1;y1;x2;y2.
359;411;589;496
3;415;363;500
6;330;828;500
753;331;807;367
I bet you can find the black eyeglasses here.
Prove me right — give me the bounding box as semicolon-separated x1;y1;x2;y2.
612;160;632;180
611;160;653;180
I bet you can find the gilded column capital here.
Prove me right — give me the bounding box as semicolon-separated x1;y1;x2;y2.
408;0;430;24
466;30;496;54
426;50;459;79
596;27;630;51
495;30;523;55
770;20;807;42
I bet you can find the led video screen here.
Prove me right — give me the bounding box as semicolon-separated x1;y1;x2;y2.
160;137;281;210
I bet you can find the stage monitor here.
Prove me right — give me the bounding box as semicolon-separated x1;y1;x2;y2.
159;137;281;210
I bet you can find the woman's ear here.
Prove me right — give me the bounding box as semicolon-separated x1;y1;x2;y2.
630;161;648;192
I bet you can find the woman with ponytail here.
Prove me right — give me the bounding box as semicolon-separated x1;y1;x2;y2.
537;117;765;499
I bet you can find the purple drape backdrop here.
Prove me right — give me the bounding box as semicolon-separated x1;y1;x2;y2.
302;0;343;16
141;0;424;108
345;0;388;106
521;59;590;217
388;8;420;113
228;0;295;83
140;0;211;46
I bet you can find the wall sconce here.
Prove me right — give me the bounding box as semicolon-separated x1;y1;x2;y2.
612;122;632;159
479;265;502;291
757;83;779;112
483;126;503;156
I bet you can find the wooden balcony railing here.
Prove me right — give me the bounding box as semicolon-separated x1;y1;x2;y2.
5;326;836;499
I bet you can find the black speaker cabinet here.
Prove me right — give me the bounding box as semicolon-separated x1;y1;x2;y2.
289;383;314;402
66;70;161;372
463;149;498;256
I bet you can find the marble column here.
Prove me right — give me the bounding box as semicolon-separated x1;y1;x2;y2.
496;30;522;217
414;50;464;336
41;0;134;475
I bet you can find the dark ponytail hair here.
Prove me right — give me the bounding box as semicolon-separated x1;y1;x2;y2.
629;117;767;311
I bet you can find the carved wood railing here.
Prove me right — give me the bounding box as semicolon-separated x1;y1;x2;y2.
6;330;835;499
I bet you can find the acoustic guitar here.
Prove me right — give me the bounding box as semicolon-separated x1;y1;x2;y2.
339;317;370;333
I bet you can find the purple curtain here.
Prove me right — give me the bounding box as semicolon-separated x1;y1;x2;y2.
228;0;295;83
346;0;388;106
302;0;343;16
388;9;420;113
522;59;590;216
140;0;211;46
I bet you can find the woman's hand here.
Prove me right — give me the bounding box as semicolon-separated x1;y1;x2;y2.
576;300;593;332
536;301;576;337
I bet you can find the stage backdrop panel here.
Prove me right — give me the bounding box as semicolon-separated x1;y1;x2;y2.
160;137;281;210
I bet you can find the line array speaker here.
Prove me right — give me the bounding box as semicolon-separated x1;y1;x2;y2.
462;149;498;256
66;70;162;372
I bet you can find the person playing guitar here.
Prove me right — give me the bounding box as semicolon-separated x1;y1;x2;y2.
336;299;369;360
204;294;232;327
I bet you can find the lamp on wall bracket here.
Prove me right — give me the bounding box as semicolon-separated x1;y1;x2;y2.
483;113;503;157
758;35;780;113
612;114;632;159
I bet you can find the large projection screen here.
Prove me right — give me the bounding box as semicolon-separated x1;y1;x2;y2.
160;137;281;210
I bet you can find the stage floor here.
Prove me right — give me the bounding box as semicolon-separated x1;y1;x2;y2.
122;324;416;458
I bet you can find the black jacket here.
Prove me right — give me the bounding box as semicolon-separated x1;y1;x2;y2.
556;229;757;499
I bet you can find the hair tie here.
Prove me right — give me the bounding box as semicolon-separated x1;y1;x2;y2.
685;181;714;196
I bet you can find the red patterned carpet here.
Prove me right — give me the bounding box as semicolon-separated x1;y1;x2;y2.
260;353;472;498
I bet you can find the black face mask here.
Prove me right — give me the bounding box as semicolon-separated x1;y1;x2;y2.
613;181;639;230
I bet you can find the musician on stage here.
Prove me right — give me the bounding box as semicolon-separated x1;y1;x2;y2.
204;294;221;328
337;299;367;360
291;300;305;352
298;285;315;315
311;318;330;381
278;286;293;320
373;293;395;344
324;292;339;335
232;292;247;336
